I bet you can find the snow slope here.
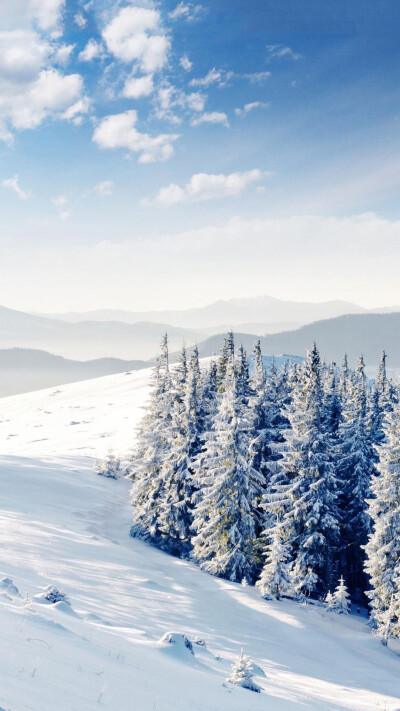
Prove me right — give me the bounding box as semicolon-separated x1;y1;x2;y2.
0;369;400;711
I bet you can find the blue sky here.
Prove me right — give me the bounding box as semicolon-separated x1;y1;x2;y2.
1;0;400;312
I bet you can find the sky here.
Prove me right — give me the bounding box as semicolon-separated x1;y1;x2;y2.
1;0;400;312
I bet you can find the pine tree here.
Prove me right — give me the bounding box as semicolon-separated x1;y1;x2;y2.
256;524;292;600
332;575;351;614
325;590;334;611
156;346;202;556
275;344;341;598
192;359;263;582
95;450;121;479
130;335;174;547
227;650;261;693
364;406;400;643
338;356;375;595
217;331;235;387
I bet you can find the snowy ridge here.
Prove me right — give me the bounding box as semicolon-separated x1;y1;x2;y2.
0;368;399;710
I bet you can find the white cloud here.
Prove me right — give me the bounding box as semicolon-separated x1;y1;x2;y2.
122;74;154;99
154;83;206;122
235;101;269;117
54;43;74;65
92;110;179;164
52;194;70;219
169;3;204;22
2;174;32;199
0;30;87;141
102;6;170;73
191;111;229;128
243;71;271;84
74;12;87;29
78;39;104;62
266;44;302;61
146;169;265;206
94;180;114;196
61;96;90;124
189;67;232;88
29;0;65;32
179;54;192;71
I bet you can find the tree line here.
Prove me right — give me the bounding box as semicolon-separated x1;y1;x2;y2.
129;333;400;643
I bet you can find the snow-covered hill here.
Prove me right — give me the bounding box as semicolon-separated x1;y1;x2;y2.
0;369;399;711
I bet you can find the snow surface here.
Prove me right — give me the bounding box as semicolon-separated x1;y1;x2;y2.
0;368;400;710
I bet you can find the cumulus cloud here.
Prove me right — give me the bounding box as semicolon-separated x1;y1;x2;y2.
235;101;269;117
122;74;154;99
169;3;204;22
92;110;179;164
191;111;229;127
2;174;32;199
0;30;87;141
102;6;170;73
154;83;205;123
266;44;302;61
145;169;265;205
78;39;104;62
94;180;114;196
29;0;66;32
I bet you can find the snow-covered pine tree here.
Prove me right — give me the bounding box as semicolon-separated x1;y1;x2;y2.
364;405;400;643
339;353;350;400
325;590;334;611
338;356;375;596
156;345;202;557
256;523;292;600
217;330;235;388
369;351;398;448
332;575;351;614
95;450;121;479
191;357;263;582
275;344;341;598
130;334;173;548
227;649;261;693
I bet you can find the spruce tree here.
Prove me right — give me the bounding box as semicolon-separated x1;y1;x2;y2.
338;356;375;595
364;406;400;643
332;576;351;614
130;335;173;547
275;344;341;598
192;358;263;582
256;524;292;600
227;650;261;693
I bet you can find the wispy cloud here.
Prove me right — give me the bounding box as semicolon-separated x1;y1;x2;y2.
52;194;70;220
235;101;270;117
144;169;266;206
179;54;193;71
169;3;204;22
94;181;114;196
190;68;233;88
2;174;32;199
266;44;302;61
191;111;229;127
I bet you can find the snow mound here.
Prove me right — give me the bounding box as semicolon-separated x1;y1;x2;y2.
158;632;195;657
0;577;19;597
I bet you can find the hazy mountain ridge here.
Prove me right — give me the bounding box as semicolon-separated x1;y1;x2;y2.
191;313;400;368
0;305;202;360
35;294;372;329
0;348;148;397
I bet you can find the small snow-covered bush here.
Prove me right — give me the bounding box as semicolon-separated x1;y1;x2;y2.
331;576;351;614
227;649;261;693
43;585;70;605
95;450;121;479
